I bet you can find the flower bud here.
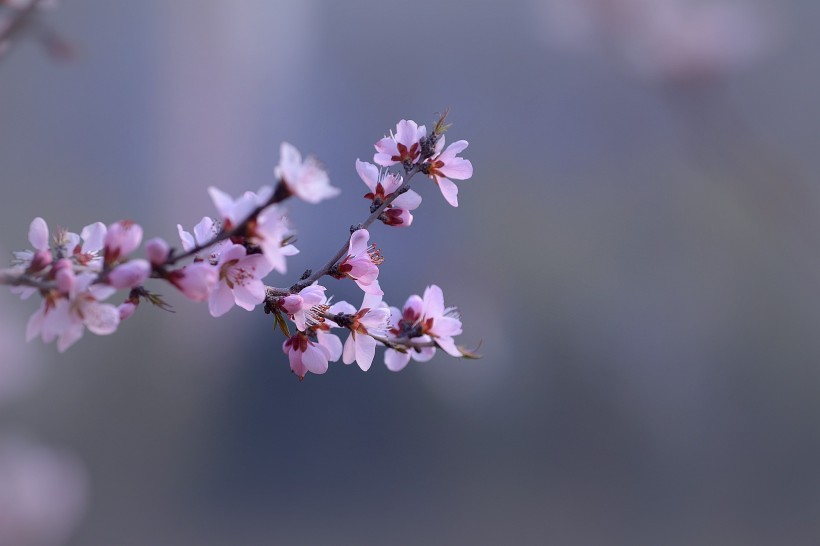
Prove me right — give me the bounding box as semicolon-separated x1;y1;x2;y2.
107;260;150;290
145;237;170;266
104;221;143;264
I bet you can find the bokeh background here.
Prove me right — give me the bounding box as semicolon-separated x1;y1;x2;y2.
2;0;820;544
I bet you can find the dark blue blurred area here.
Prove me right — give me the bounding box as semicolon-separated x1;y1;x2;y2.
2;1;820;544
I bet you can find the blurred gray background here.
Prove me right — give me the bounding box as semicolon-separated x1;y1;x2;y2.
2;0;820;544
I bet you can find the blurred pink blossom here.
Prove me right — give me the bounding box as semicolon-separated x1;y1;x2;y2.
0;436;88;546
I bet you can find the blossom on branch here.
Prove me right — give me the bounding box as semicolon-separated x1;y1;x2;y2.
356;159;421;227
374;119;426;167
334;229;383;295
275;142;339;204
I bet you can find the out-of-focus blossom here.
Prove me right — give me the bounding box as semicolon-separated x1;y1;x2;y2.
208;187;272;230
336;229;383;295
538;0;777;83
374;119;426;167
167;262;218;302
208;243;273;317
25;273;119;353
144;237;170;267
0;436;88;546
275;142;339;204
356;159;421;227
250;205;299;274
103;220;143;265
106;259;150;290
424;137;473;207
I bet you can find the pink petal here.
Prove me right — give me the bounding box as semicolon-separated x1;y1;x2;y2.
348;229;370;256
422;285;445;318
79;222;107;253
209;282;236;317
384;349;410;372
302;345;328;374
342;334;356;365
208;187;234;219
435;335;461;357
317;331;343;362
355;334;376;371
28;218;49;251
355;159;379;192
440;157;473;180
233;281;265;311
437;177;459;207
392;189;422;211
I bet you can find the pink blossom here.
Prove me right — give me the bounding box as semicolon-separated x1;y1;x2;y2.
356;159;421;227
374;119;427;167
177;216;226;262
329;289;390;371
250;205;299;274
208;187;272;230
336;229;383;295
145;237;170;266
424;137;473;207
282;331;342;380
208;244;274;317
168;262;218;302
275;142;340;204
383;284;463;371
107;259;150;290
279;283;328;331
0;437;88;546
26;273;120;352
103;220;143;264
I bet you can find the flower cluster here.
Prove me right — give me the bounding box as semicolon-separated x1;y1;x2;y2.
1;113;478;379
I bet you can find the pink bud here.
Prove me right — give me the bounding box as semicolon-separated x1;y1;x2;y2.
145;237;170;266
168;263;217;302
54;259;75;294
279;295;302;314
28;249;52;273
104;221;143;263
118;302;137;321
107;260;150;290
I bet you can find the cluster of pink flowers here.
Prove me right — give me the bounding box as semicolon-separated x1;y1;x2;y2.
1;113;478;379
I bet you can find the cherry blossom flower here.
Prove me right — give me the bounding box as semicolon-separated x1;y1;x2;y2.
383;284;463;372
282;330;342;380
26;272;120;353
335;229;383;295
328;289;390;371
107;260;150;290
177;216;227;261
279;283;328;332
208;187;273;230
424;137;473;207
103;220;143;264
356;159;421;227
0;436;88;546
374;119;427;167
275;142;340;204
249;204;299;273
208;243;274;317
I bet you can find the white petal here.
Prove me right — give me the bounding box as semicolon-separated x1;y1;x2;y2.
384;349;410;372
355;335;376;371
80;222;107;252
342;334;356;365
82;302;120;336
28;217;49;251
392;190;422;211
355;159;379;191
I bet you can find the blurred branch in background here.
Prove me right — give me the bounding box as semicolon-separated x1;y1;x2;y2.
0;0;73;62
